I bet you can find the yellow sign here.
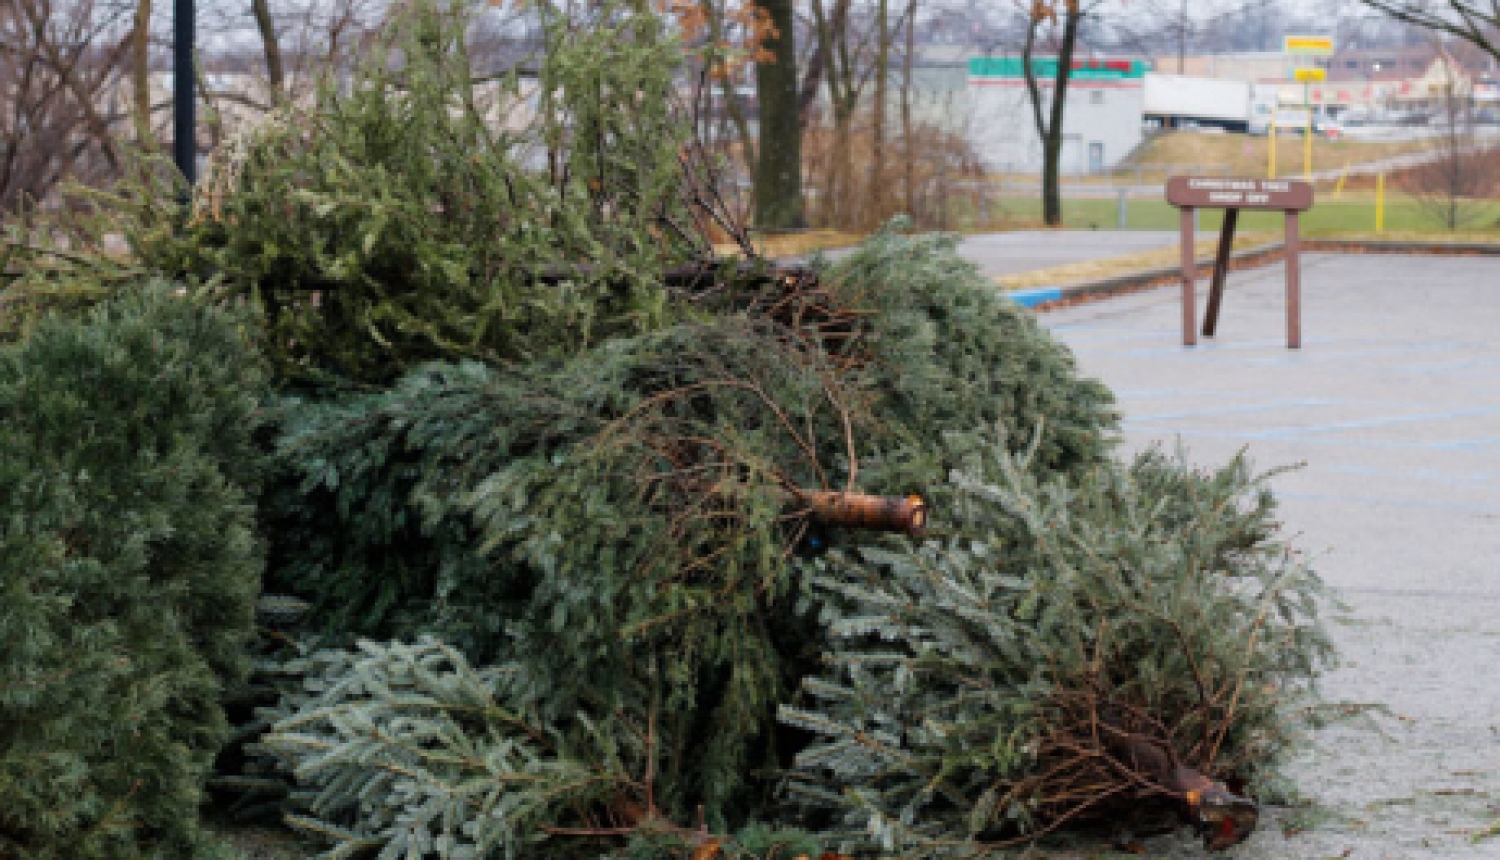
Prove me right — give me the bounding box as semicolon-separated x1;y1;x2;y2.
1284;35;1335;55
1294;68;1327;82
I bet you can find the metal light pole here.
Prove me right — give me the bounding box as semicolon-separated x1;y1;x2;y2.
173;0;196;185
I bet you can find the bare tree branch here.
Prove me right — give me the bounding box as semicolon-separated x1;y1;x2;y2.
1359;0;1500;60
251;0;286;100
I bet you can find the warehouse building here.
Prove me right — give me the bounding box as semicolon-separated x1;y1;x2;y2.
966;57;1149;174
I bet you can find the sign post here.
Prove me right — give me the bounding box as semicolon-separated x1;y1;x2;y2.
1166;177;1314;349
1284;37;1333;186
1294;67;1325;179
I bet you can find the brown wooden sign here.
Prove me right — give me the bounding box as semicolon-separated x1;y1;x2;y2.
1166;177;1313;211
1167;175;1313;350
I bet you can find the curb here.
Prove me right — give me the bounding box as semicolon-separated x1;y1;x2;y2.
1009;241;1287;312
1302;239;1500;256
1008;238;1500;312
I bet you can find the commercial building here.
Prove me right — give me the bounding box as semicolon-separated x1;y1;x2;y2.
967;57;1149;174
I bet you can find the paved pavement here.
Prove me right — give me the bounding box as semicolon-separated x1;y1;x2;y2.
951;230;1205;277
1036;253;1500;858
811;229;1200;276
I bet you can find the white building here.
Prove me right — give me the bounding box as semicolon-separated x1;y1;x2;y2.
967;57;1148;174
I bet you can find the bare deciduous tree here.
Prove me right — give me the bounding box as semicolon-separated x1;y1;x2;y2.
1398;73;1500;228
1;0;132;215
1359;0;1500;61
1020;0;1088;227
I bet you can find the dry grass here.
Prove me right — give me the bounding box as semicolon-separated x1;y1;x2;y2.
996;231;1278;290
712;229;867;259
1117;131;1438;180
800;117;994;232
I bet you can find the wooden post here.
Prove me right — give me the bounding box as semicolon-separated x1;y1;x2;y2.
1167;177;1310;351
1202;208;1238;338
1181;206;1196;346
1285;209;1301;349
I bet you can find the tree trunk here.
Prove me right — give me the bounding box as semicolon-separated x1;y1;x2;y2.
866;0;888;223
250;0;285;101
810;0;849;225
133;0;154;143
703;0;755;182
1046;8;1081;225
1023;4;1081;228
1448;95;1459;229
798;7;833;125
900;0;916;217
754;0;805;228
722;76;756;185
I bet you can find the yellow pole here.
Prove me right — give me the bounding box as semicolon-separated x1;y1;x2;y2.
1268;121;1277;179
1303;83;1313;180
1333;161;1350;200
1376;172;1385;232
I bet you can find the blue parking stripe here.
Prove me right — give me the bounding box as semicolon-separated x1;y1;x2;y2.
1009;288;1063;308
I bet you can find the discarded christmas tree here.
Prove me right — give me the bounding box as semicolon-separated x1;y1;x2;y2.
781;446;1328;854
0;1;1332;856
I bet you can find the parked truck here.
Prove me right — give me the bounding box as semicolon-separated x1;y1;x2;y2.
1143;74;1279;135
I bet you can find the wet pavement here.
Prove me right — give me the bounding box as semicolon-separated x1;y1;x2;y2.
1038;253;1500;858
953;230;1199;277
813;230;1206;277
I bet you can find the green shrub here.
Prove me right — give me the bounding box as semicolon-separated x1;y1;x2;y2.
0;283;268;858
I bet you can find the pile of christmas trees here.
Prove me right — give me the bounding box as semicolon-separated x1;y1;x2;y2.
0;3;1331;858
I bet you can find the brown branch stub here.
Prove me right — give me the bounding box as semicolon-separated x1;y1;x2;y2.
1116;735;1259;851
1183;778;1258;851
792;489;927;536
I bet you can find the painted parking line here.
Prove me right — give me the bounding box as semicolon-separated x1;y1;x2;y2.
1323;464;1499;486
1122;398;1340;423
1424;436;1500;451
1008;288;1063;307
1276;489;1500;517
1120;427;1500;452
1094;342;1468;362
1394;357;1500;375
1238;407;1500;440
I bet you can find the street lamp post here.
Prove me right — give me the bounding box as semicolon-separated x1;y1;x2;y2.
173;0;195;185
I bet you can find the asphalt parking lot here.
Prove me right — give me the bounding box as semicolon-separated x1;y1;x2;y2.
1037;252;1500;858
952;229;1198;277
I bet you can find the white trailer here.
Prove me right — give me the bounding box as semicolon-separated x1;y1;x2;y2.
1144;74;1258;133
